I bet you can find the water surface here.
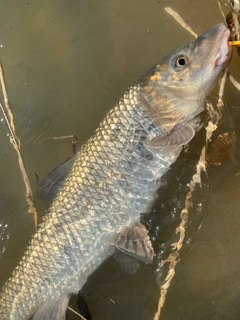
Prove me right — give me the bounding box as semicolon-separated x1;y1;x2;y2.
0;1;240;319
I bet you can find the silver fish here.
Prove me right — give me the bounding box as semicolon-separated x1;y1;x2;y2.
0;23;232;320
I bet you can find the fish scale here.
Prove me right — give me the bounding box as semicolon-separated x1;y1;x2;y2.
0;23;232;319
1;86;170;319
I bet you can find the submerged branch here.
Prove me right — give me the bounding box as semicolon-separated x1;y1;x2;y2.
155;7;231;320
0;61;37;227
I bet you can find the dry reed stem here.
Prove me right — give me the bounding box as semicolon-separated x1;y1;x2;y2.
67;306;87;320
228;72;240;90
0;61;37;227
164;7;198;38
217;0;228;22
232;11;240;39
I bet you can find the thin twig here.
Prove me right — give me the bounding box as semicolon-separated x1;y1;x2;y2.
52;135;78;154
0;61;37;227
67;306;87;320
52;134;78;141
164;7;198;38
108;298;116;304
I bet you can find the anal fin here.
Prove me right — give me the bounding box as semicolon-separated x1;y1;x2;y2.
33;295;69;320
114;249;140;274
107;221;154;264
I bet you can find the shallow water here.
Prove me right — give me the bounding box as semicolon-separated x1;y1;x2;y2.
0;0;240;319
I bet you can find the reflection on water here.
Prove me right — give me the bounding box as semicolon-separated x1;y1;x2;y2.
0;221;9;257
0;0;240;319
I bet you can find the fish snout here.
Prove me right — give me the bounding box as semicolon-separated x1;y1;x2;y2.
203;23;232;68
215;26;232;67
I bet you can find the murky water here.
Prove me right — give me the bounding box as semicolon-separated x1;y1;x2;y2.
0;0;240;319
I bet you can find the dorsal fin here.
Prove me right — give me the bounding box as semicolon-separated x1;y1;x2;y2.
37;154;76;206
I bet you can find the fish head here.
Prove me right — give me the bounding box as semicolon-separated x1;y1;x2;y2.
140;23;232;131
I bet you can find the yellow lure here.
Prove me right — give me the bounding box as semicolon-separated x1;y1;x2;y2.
228;40;240;46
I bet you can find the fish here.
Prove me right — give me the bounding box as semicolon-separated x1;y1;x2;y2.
0;23;232;320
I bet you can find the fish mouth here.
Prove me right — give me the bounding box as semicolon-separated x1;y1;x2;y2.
214;26;232;67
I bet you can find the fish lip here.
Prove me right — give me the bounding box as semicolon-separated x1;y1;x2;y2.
214;26;232;67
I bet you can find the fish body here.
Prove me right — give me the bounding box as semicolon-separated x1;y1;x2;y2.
0;24;232;320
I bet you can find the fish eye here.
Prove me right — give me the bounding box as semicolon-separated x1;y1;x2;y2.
170;55;188;70
175;57;186;67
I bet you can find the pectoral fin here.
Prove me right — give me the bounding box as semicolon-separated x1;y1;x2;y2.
33;295;69;320
146;123;195;147
107;221;154;264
